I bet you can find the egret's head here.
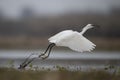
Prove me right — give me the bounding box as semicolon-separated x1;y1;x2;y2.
87;24;100;29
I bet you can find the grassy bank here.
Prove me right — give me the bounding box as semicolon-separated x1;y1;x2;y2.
0;68;120;80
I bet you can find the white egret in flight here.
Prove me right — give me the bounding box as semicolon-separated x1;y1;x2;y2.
40;24;98;59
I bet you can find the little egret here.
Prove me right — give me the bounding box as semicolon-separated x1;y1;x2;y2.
18;24;98;69
40;24;97;59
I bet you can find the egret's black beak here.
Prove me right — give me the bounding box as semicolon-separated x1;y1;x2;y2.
91;24;100;28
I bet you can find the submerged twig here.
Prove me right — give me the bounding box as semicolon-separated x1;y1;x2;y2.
18;53;38;69
19;53;34;67
18;52;46;69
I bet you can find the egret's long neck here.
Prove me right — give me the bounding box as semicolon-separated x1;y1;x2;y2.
80;25;92;35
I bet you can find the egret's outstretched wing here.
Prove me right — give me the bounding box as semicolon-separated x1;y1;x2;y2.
49;30;96;52
60;33;96;52
48;30;73;43
67;34;95;52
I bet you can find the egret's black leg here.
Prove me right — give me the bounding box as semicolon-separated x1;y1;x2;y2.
47;43;55;57
41;43;55;59
39;43;55;58
44;43;55;53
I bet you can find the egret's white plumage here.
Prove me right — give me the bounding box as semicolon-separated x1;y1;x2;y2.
48;24;96;52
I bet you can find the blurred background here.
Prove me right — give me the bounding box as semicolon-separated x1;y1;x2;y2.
0;1;120;80
0;0;120;50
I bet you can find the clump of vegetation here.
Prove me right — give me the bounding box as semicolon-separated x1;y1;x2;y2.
55;65;68;71
8;60;15;68
104;65;116;70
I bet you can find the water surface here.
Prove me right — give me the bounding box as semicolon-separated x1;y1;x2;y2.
0;50;120;70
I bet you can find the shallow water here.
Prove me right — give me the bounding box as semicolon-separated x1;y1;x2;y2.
0;50;120;70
